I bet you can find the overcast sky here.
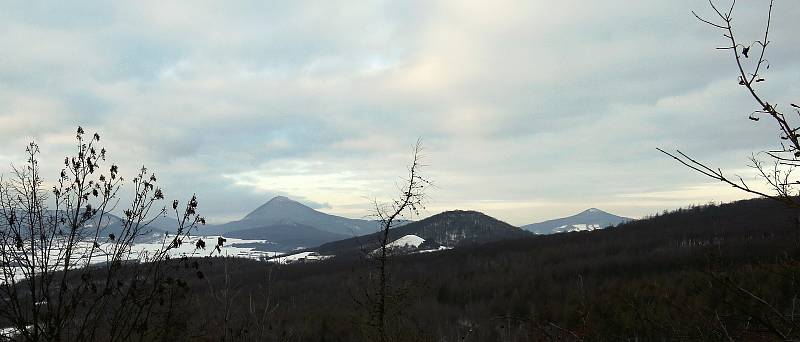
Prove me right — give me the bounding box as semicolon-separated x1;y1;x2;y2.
1;1;799;225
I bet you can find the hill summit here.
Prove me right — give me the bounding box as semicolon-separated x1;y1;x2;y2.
314;210;531;256
522;208;631;234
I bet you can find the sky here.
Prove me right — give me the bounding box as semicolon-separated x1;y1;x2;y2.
1;0;799;226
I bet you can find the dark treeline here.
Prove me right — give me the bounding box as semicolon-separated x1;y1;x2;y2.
137;197;800;341
9;198;799;341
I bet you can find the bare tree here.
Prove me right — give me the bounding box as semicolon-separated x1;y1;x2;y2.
659;0;800;207
357;139;431;342
0;127;206;341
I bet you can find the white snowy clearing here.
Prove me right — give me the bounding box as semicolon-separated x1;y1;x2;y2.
129;235;279;260
415;246;452;254
371;234;426;255
1;235;281;285
553;223;602;233
386;235;425;249
268;251;333;264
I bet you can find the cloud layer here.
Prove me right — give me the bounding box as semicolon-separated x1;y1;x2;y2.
1;0;798;225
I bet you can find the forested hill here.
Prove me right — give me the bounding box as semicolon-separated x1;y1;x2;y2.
171;197;800;340
313;210;531;256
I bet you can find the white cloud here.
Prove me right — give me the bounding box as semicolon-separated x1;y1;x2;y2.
0;0;798;225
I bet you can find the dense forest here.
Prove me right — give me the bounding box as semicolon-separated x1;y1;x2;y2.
60;197;797;341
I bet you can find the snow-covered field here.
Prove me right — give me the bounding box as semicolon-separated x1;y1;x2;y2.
128;235;281;260
1;235;283;285
3;233;454;285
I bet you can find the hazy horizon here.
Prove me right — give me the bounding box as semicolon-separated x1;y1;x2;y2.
2;1;798;226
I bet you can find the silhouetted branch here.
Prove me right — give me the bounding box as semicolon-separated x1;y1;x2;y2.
663;0;800;209
361;138;432;342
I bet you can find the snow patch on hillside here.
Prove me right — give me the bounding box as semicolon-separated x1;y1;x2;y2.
415;246;452;254
387;235;425;249
553;223;602;233
2;235;282;285
369;234;428;255
269;251;332;264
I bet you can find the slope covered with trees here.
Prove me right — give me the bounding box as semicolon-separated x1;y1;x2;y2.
312;210;531;257
76;197;800;341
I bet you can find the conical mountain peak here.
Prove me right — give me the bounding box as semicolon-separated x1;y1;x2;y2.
267;195;292;203
205;195;380;237
580;208;605;215
523;208;631;235
244;196;311;220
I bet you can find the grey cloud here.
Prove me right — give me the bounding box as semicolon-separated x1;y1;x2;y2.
1;0;798;225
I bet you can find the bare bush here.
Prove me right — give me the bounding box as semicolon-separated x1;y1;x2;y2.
0;127;206;341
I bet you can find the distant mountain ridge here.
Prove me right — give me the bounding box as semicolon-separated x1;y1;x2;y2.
313;210;532;256
196;196;391;251
224;222;348;251
205;196;380;237
522;208;631;234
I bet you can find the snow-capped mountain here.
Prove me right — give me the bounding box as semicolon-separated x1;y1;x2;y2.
522;208;631;235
